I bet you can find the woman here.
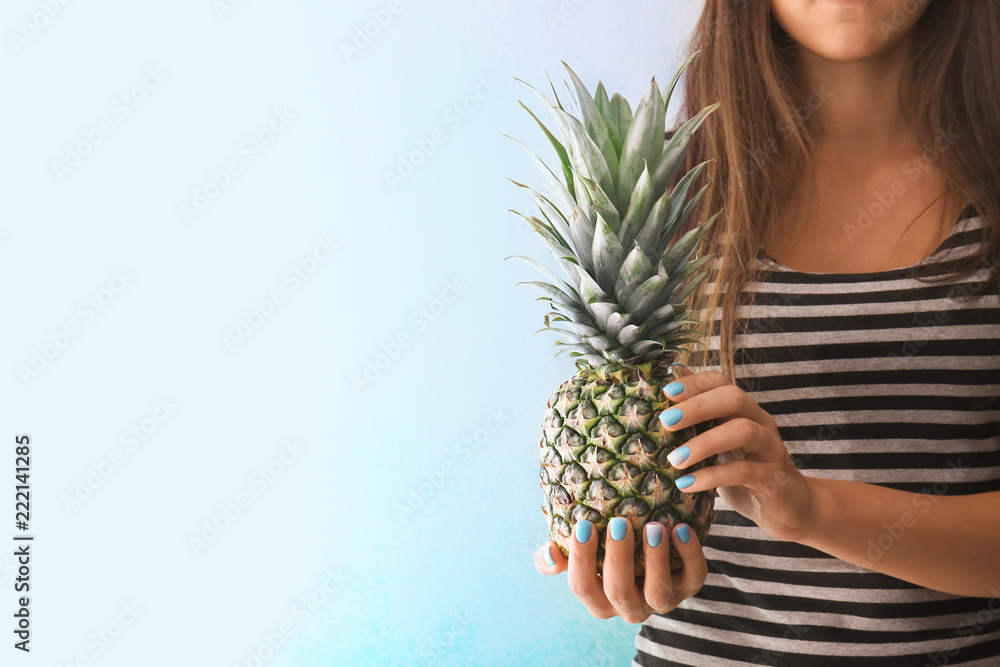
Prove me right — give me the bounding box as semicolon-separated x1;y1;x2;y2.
534;0;1000;664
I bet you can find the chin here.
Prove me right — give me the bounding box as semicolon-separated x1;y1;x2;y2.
804;30;902;62
770;0;931;62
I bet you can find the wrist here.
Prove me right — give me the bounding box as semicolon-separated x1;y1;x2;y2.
794;475;831;546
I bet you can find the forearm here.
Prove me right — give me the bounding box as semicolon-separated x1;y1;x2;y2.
798;477;1000;597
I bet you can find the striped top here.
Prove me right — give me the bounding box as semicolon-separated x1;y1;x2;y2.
635;210;1000;666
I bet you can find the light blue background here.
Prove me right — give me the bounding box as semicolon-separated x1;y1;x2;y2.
1;1;702;665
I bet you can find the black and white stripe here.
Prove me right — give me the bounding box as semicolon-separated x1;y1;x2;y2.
635;212;1000;666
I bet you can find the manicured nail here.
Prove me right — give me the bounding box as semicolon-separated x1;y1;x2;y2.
668;362;688;374
664;381;685;397
543;545;555;567
667;446;690;467
675;474;695;490
576;519;592;544
610;517;627;542
675;524;691;544
660;407;683;428
645;524;662;548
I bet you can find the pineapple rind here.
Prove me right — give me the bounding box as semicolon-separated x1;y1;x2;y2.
539;363;717;574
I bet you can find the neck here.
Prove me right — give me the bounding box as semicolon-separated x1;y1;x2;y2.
794;36;918;162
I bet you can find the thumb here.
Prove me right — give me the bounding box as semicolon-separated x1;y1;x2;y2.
668;361;695;380
534;542;567;575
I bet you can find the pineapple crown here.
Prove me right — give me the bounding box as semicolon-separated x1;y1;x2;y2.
506;52;722;377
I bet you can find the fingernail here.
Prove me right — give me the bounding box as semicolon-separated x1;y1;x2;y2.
543;545;555;567
645;524;662;548
576;519;592;544
660;407;683;428
676;524;691;544
668;362;688;374
667;445;690;467
675;474;695;490
610;517;627;542
664;381;685;397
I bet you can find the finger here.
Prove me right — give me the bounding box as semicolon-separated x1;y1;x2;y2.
670;523;709;600
659;383;773;435
671;457;770;494
668;361;694;380
667;417;776;471
662;366;726;404
641;522;675;613
534;542;567;575
567;520;616;619
602;518;650;623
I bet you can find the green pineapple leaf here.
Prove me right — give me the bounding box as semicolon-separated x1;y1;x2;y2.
554;107;616;206
594;80;610;120
661;50;700;111
563;62;620;185
614;243;654;301
575;171;620;232
661;210;720;277
604;92;632;159
516;101;576;202
657;160;711;254
618;161;655;249
616;78;664;213
591;212;626;293
652;102;720;193
503;135;577;221
507;180;573;250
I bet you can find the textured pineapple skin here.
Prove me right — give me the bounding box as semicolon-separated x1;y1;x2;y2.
539;363;717;575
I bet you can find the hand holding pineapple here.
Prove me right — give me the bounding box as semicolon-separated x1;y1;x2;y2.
653;364;820;544
534;363;820;623
533;513;708;624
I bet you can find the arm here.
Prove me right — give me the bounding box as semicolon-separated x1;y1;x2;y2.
799;478;1000;597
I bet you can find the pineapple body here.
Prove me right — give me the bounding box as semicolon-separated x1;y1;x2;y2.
539;363;716;574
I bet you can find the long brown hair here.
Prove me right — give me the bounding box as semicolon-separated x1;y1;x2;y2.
674;0;1000;384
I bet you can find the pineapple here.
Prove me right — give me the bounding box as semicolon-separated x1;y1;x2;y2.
506;53;721;575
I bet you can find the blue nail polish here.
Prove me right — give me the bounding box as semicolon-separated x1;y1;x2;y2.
675;474;695;490
576;519;592;544
664;381;685;397
676;524;691;544
543;545;555;567
668;362;688;375
646;524;662;548
660;407;683;428
667;446;690;467
610;517;627;542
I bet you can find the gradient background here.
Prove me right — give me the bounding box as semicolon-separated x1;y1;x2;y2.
1;1;703;664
